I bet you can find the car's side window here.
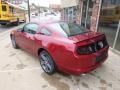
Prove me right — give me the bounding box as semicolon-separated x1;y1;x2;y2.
23;23;38;34
41;28;51;36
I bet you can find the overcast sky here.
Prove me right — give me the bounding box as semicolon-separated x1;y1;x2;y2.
30;0;61;7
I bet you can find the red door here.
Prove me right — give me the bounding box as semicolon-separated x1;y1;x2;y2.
18;23;39;54
23;32;36;54
14;30;26;49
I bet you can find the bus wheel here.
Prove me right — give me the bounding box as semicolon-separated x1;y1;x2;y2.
15;19;19;26
1;23;6;26
23;19;26;23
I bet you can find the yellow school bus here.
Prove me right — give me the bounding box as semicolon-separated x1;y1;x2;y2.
100;6;120;24
0;0;26;25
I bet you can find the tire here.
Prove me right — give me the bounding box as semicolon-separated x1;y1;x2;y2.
15;19;19;26
23;19;26;23
39;50;56;75
1;23;6;26
11;36;19;49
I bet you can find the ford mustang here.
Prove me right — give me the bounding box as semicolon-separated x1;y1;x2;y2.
10;21;109;75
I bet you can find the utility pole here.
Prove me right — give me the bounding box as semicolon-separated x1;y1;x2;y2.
28;0;31;22
38;3;41;17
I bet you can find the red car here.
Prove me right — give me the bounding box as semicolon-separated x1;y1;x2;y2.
10;21;109;75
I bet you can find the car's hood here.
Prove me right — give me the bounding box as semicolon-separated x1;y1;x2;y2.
68;31;104;43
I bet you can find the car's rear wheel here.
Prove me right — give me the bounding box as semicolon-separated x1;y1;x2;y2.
39;50;56;75
11;36;19;49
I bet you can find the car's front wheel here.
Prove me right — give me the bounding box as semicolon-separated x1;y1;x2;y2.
39;50;56;75
11;36;19;49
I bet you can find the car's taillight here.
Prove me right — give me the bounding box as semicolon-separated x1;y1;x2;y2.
77;46;93;55
77;38;108;55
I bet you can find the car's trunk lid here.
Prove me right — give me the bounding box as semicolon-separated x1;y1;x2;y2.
68;31;105;44
69;31;108;54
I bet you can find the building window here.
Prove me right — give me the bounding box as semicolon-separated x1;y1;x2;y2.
115;28;120;51
81;0;93;29
86;0;93;29
81;1;87;28
68;7;73;22
98;0;120;48
73;6;77;21
64;8;68;21
63;6;77;23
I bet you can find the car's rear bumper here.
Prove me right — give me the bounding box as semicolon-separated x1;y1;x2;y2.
57;46;109;75
59;56;107;75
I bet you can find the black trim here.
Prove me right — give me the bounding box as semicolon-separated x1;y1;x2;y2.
0;20;10;24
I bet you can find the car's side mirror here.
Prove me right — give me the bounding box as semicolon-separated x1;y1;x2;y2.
21;28;24;32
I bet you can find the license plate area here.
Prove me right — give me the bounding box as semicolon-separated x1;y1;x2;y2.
96;53;107;63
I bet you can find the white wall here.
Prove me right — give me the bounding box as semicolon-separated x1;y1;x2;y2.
61;0;77;8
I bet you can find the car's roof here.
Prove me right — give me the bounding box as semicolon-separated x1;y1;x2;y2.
30;20;67;26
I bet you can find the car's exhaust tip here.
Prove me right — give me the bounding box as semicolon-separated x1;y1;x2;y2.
81;73;86;76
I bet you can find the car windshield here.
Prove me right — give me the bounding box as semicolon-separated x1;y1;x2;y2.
49;22;89;37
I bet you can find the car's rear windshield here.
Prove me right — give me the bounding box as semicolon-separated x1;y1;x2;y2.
49;22;89;37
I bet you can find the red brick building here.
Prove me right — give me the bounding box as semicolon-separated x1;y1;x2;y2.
61;0;78;23
49;4;60;12
61;0;120;52
61;0;101;31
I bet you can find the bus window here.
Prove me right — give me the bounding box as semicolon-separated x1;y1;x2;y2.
2;5;6;11
116;8;120;14
9;6;14;13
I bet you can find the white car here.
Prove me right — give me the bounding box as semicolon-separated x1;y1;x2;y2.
31;13;36;18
